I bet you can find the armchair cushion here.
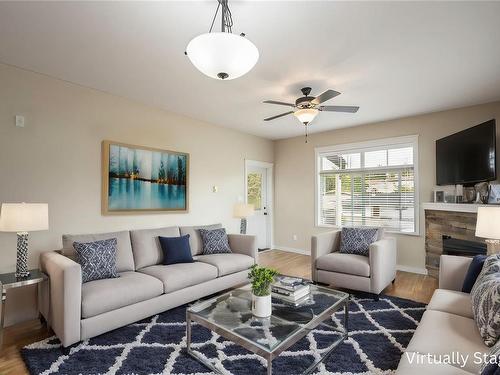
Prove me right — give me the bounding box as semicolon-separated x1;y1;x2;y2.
340;227;379;256
316;253;370;277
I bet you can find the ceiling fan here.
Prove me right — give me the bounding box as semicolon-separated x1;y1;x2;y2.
263;87;360;142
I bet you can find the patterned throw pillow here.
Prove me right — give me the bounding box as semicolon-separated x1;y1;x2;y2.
480;339;500;375
471;254;500;347
339;227;379;256
199;228;232;255
73;238;119;283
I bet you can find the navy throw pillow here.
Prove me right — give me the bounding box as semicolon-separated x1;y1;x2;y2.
159;234;194;265
462;254;488;293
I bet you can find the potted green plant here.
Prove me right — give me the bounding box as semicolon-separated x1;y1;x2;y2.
248;265;278;317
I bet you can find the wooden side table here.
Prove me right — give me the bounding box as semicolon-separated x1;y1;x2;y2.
0;269;50;347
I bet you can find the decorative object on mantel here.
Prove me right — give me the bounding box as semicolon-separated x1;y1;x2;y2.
233;203;254;234
185;0;259;80
464;186;476;203
248;265;278;317
0;203;49;278
475;182;490;204
488;184;500;204
475;206;500;255
102;141;189;214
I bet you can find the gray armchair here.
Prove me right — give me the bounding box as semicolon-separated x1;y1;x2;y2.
311;229;397;298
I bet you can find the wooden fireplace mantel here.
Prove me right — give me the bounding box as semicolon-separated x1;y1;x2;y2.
422;202;485;213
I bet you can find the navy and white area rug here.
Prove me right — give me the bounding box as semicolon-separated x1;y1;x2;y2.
22;294;425;375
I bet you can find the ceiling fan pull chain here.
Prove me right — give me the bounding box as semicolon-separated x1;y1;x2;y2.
305;124;309;143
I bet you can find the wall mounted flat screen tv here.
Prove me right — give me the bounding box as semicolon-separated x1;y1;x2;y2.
436;119;496;186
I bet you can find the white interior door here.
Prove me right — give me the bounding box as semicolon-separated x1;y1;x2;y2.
246;163;271;250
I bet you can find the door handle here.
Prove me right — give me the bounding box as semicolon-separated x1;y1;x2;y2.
264;212;268;216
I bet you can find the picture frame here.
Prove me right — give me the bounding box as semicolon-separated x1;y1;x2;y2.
102;140;189;214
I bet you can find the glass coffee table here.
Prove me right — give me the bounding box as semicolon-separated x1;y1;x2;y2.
186;283;349;375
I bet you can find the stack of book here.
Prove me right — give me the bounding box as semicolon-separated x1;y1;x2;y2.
271;276;310;303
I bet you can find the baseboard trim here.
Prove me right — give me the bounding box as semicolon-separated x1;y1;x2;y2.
397;264;428;275
272;245;309;255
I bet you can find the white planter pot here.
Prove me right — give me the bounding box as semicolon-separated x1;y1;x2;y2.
252;294;272;317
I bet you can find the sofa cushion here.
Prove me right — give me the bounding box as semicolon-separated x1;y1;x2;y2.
339;227;378;256
406;310;488;374
316;253;370;277
396;352;473;374
62;230;134;272
81;271;163;318
427;289;473;319
73;238;119;283
194;253;254;276
179;224;222;256
130;226;180;269
138;262;218;293
471;254;500;347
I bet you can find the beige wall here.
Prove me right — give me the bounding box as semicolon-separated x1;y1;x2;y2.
274;101;500;271
0;63;274;326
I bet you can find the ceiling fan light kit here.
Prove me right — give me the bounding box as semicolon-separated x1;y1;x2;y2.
185;0;259;80
293;108;318;125
264;87;360;142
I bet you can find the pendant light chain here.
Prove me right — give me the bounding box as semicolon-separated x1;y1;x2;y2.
209;0;233;34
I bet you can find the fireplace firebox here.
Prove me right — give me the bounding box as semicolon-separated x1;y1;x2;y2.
442;235;487;257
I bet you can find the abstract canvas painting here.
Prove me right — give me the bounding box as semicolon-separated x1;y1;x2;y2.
102;141;189;213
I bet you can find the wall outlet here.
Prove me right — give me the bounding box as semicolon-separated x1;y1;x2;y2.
292;234;298;241
15;115;25;128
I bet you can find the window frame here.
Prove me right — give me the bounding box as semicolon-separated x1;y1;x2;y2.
315;135;420;236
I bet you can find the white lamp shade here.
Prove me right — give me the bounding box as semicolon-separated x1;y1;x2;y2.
475;206;500;239
186;32;259;80
233;203;254;218
0;203;49;232
294;108;319;124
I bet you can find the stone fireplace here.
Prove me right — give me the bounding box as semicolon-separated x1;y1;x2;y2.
424;203;487;278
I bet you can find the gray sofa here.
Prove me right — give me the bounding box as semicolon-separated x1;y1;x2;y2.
396;255;489;374
40;224;257;347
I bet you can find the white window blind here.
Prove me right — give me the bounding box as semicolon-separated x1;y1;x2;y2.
317;137;418;234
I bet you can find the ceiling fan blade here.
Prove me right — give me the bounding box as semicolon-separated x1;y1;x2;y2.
264;111;294;121
263;100;296;107
320;105;360;113
311;90;341;105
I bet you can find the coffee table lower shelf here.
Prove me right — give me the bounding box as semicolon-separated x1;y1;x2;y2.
186;295;349;375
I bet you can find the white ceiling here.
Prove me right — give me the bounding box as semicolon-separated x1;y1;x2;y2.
1;1;500;139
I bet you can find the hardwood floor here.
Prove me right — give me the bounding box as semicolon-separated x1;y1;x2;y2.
0;250;437;374
259;250;438;304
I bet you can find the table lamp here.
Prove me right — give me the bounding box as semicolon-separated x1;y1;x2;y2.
0;203;49;278
233;203;254;234
475;206;500;255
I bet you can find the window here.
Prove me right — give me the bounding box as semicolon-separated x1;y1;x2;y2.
316;136;418;234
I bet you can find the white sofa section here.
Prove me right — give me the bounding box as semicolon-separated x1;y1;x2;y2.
396;255;489;374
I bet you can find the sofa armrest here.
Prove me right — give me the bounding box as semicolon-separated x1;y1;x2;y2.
369;237;397;294
228;234;258;264
40;251;82;347
439;255;472;291
311;230;341;281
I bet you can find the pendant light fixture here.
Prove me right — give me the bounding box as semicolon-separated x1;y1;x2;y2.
185;0;259;80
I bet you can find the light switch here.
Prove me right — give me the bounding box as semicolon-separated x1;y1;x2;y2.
15;115;25;128
212;186;218;193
